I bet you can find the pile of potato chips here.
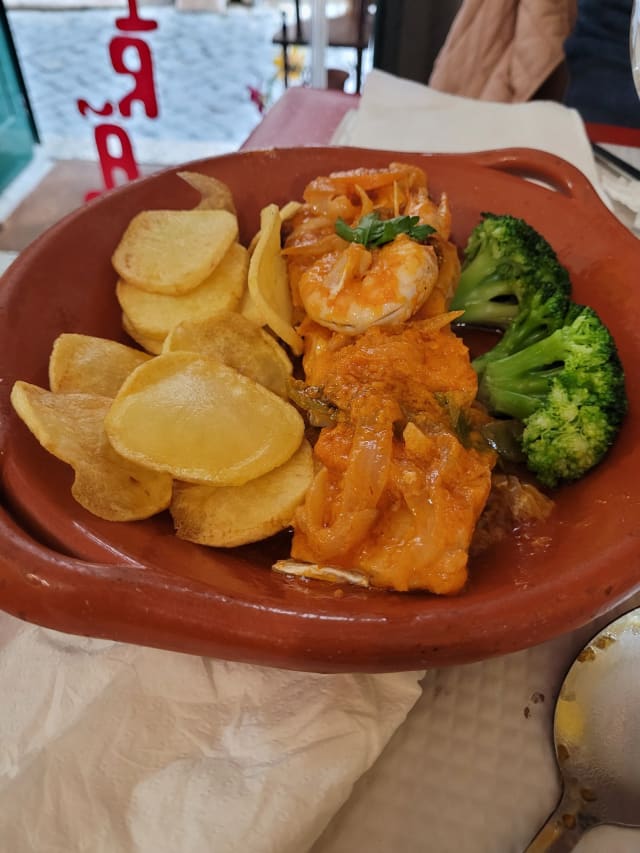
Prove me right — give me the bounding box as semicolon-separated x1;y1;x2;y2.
10;172;314;548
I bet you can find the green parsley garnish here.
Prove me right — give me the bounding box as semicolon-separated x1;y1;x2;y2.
335;211;435;248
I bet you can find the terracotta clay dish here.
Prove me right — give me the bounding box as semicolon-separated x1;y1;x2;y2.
1;146;640;673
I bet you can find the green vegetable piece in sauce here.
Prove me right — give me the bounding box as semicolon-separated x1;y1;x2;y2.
335;211;435;248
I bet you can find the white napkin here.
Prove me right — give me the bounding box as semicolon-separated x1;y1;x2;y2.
332;69;640;235
0;614;423;852
332;69;601;189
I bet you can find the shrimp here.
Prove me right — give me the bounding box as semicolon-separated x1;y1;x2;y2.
281;162;503;594
414;236;461;318
404;188;452;239
297;233;440;334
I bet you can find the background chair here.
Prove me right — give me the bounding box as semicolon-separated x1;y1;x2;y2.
273;0;375;93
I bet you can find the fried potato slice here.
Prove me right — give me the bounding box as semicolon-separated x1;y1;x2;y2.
163;311;292;398
10;381;172;521
177;171;237;215
171;439;313;547
247;200;302;256
105;351;304;485
248;203;303;355
279;200;303;222
116;242;248;340
112;209;238;295
239;288;266;327
122;312;164;355
49;333;151;397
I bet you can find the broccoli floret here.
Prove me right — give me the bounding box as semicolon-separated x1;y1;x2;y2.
472;260;571;375
450;214;572;368
477;304;627;487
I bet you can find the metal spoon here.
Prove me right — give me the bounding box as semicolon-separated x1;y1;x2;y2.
525;606;640;852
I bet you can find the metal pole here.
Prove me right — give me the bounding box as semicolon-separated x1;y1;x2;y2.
310;0;328;88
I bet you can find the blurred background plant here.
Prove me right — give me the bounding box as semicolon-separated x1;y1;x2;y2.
250;44;306;113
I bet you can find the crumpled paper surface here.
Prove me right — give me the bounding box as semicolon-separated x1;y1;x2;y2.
0;615;423;853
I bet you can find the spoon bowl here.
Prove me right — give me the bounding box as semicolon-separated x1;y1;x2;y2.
526;607;640;851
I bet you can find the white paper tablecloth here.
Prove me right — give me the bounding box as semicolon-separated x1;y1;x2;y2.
312;595;640;853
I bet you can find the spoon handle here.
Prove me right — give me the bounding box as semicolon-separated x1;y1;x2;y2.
523;794;593;853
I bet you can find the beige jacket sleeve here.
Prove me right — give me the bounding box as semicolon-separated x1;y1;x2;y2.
428;0;577;102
